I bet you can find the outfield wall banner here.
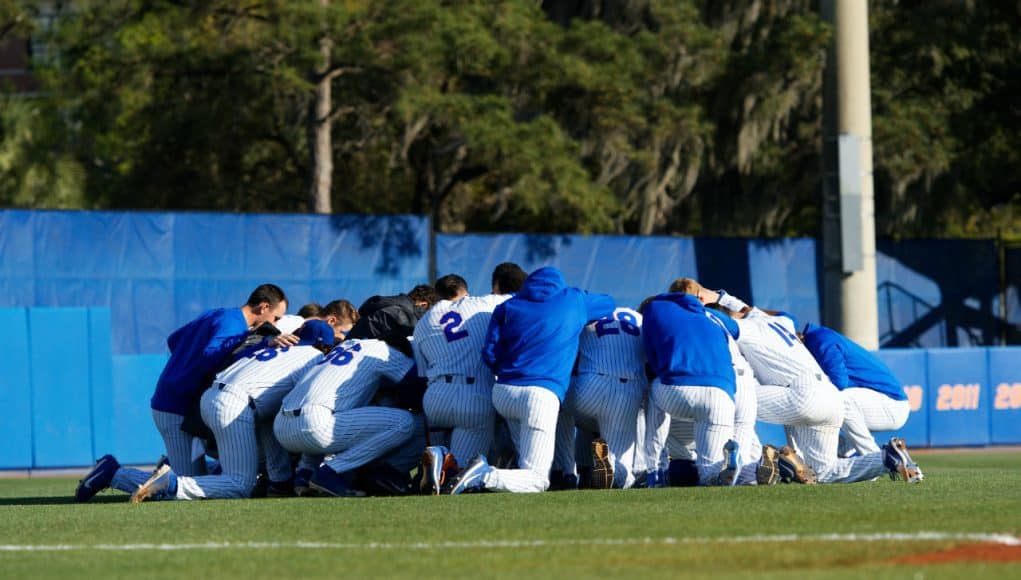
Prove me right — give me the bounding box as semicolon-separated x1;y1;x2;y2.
926;348;991;447
873;349;928;447
987;347;1021;445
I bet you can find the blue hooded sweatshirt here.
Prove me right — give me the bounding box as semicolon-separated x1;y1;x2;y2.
641;293;736;398
801;323;906;401
482;267;615;401
151;307;251;415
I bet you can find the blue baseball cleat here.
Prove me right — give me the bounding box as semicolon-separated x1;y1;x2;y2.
447;454;493;495
883;437;924;483
130;464;178;503
717;439;741;486
309;465;366;498
75;454;121;503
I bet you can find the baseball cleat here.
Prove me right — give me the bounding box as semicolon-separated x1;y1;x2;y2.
591;438;614;489
266;479;296;498
757;444;780;486
293;467;316;497
154;455;170;472
548;470;579;491
130;464;177;503
75;454;121;503
420;445;456;495
716;439;741;486
309;465;366;498
447;454;492;495
883;437;924;483
777;446;817;484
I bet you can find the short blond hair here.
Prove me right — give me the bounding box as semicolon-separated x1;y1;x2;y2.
669;277;702;295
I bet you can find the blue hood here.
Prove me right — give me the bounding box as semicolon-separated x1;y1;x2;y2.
518;267;567;302
655;292;705;314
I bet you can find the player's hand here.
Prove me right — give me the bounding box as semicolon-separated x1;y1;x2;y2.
270;334;300;347
698;288;721;305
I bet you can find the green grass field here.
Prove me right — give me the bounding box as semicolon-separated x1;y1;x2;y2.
1;452;1019;579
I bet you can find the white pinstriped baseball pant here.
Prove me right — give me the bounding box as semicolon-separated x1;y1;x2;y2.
273;404;415;474
666;417;696;461
423;378;494;467
733;370;763;484
151;409;206;476
484;384;560;493
568;373;644;488
652;382;734;486
759;375;888;483
174;386;259;500
637;397;670;476
839;388;911;455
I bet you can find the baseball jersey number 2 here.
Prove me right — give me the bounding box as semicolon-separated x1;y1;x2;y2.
440;311;469;342
595;311;640;337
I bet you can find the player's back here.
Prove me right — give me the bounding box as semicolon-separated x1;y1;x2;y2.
413;294;508;384
216;345;322;394
282;339;413;413
735;310;822;386
576;307;646;380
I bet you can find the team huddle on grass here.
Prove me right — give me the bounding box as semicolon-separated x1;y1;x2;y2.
74;262;924;503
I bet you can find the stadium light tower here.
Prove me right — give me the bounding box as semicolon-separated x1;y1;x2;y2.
821;0;879;349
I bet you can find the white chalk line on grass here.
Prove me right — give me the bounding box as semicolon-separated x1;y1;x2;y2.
0;532;1018;552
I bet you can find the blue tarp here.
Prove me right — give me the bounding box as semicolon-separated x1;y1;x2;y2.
1;210;1017;353
0;210;428;354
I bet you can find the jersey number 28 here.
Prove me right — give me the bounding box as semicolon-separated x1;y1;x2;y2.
595;311;640;337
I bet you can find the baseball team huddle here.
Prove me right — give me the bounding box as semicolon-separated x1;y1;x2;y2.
75;262;924;503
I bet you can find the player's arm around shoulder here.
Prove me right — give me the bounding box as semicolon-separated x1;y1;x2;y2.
582;291;616;322
481;302;507;369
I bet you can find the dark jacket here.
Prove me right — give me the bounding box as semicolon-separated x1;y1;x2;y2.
347;293;426;357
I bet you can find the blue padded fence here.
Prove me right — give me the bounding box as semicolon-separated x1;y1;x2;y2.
0;210;428;355
2;210;1017;353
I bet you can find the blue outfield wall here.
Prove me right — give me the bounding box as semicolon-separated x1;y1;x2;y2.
0;210;429;355
2;306;1020;469
2;210;1018;354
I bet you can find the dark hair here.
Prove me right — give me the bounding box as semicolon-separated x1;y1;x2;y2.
322;299;359;323
492;262;526;294
435;274;468;300
638;295;657;315
408;284;440;307
297;302;323;318
246;284;287;308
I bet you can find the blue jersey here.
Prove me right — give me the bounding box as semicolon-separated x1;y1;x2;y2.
151;308;251;414
482;267;615;401
641;293;736;398
801;323;906;401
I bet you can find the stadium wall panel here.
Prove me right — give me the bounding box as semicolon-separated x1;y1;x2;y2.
0;308;33;469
